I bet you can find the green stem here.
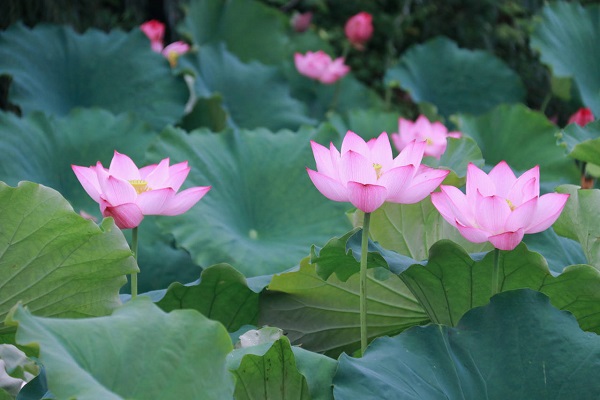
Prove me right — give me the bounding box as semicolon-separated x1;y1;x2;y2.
131;226;139;299
359;212;371;356
491;248;500;297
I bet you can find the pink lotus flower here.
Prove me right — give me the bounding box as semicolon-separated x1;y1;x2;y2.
431;162;569;251
72;151;211;229
307;131;450;213
294;51;350;84
344;12;373;50
140;20;165;53
291;11;313;33
568;107;595;126
392;115;462;159
162;41;190;67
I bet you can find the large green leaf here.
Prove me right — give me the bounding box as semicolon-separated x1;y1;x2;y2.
400;240;600;333
385;37;525;117
0;182;136;340
157;263;259;332
522;228;587;275
259;258;428;357
334;289;600;399
327;109;400;141
455;103;579;190
178;45;315;131
553;185;600;270
148;126;352;276
179;0;290;65
531;2;600;116
229;337;310;400
0;109;199;292
349;199;492;262
6;298;234;399
0;24;188;129
557;120;600;166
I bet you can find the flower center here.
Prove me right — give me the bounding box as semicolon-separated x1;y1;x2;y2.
129;180;150;194
373;163;383;178
166;51;180;67
506;198;516;211
425;138;433;145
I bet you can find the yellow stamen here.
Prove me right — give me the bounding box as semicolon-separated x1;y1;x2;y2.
373;163;383;178
129;180;150;194
506;198;516;211
167;51;179;67
425;138;433;145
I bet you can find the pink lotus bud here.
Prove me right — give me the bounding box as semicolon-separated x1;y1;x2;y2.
291;12;313;33
344;12;373;50
72;151;211;229
568;107;595;126
140;20;165;53
392;115;462;159
294;51;350;84
431;162;569;251
307;131;449;213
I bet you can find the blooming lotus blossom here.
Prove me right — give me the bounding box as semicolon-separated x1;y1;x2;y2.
568;107;595;126
140;20;165;52
431;162;569;251
307;131;450;213
72;151;211;229
392;115;462;159
344;12;373;50
162;41;190;67
294;51;350;84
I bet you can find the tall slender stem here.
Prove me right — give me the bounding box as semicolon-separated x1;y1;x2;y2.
491;248;500;297
359;212;371;356
131;226;139;299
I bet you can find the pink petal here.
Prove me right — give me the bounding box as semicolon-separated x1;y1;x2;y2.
367;132;394;168
97;172;137;206
488;229;525;251
525;193;570;233
311;141;337;177
431;185;473;227
108;151;141;181
144;158;171;188
466;163;495;199
165;163;191;192
136;187;176;214
394;140;425;167
505;196;537;232
456;222;490;243
474;193;511;234
102;202;144;229
376;165;415;201
72;165;102;203
346;181;387;213
307;168;349;202
341;131;370;157
487;161;516;198
396;167;449;204
508;166;539;204
340;150;377;185
139;164;158;179
161;186;211;216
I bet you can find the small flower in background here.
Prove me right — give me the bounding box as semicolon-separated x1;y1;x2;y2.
140;20;190;66
72;151;211;229
140;20;165;53
294;51;350;84
568;107;595;126
391;115;462;159
307;131;450;213
291;11;313;33
431;162;569;251
344;12;373;50
162;41;190;67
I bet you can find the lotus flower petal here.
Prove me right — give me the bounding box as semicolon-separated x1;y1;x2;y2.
136;187;176;214
488;229;525;251
108;151;141;181
72;165;102;203
307;168;349;202
474;193;511;233
488;161;517;198
341;131;370;157
161;186;212;216
340;150;377;185
525;193;570;233
398;167;450;204
347;182;387;213
456;222;490;243
102;202;144;230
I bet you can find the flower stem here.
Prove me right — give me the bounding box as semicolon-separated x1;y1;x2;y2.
131;226;139;299
359;212;371;356
491;247;500;297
